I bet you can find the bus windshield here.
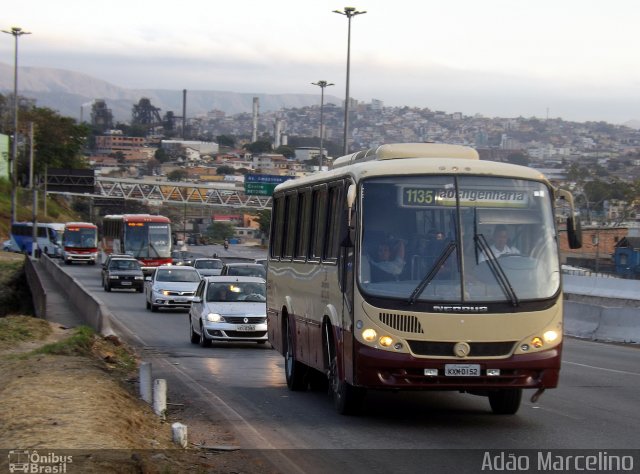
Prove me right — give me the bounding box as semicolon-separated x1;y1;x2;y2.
63;227;97;248
359;176;560;303
124;223;171;258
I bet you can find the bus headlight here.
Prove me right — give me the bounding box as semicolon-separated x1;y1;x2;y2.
379;336;393;347
362;328;377;342
531;337;543;349
543;330;559;343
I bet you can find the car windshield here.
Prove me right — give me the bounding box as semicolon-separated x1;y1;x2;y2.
206;282;266;302
110;260;139;271
155;268;201;282
195;260;223;269
227;266;266;278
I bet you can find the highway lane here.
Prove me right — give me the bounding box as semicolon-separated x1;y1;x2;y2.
60;254;640;464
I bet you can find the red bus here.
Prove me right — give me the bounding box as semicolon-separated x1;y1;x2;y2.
101;214;173;272
61;222;99;265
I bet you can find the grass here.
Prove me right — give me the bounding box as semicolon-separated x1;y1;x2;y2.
33;325;95;356
0;315;52;350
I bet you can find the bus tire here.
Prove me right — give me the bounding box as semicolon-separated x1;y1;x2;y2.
284;318;307;391
327;329;365;415
488;389;522;415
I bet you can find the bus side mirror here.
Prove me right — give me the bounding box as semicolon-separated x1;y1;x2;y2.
341;184;357;248
566;215;582;249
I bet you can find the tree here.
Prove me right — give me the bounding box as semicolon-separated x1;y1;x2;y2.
216;135;235;147
216;166;236;175
167;169;189;181
243;140;272;153
255;210;272;236
505;152;530;167
275;145;295;159
154;148;171;163
17;106;90;178
206;222;235;241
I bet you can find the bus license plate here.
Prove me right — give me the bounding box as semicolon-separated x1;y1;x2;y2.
237;324;256;332
445;364;480;376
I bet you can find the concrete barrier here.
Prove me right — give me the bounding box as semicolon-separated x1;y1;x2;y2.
40;254;116;337
24;256;47;318
564;300;640;344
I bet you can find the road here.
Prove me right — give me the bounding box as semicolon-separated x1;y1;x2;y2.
60;245;640;472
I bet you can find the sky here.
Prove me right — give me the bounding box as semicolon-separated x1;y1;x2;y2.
3;0;640;124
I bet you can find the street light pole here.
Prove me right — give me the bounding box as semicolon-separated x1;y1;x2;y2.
333;7;366;156
2;26;31;225
311;80;334;171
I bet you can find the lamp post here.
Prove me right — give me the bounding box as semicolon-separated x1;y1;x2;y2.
311;80;334;171
2;26;31;225
333;7;366;156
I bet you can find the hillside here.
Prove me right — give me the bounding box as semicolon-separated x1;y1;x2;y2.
0;62;342;123
0;180;82;241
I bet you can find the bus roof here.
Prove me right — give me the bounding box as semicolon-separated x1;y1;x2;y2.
274;143;550;194
103;214;170;222
64;222;97;228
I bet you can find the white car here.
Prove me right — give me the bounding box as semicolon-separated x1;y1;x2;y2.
192;258;224;276
189;276;267;347
144;265;202;312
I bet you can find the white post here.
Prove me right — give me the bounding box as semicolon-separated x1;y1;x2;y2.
172;422;188;448
153;378;167;418
139;362;152;403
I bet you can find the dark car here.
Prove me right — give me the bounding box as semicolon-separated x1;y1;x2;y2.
220;263;266;279
101;257;144;292
171;250;195;266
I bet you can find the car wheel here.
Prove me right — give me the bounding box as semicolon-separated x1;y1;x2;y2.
189;318;199;344
199;322;211;347
145;298;150;310
151;303;158;312
137;287;143;293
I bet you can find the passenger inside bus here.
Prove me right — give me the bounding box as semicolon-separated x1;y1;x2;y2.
369;238;405;282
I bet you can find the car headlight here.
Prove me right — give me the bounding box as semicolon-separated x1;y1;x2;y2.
109;275;119;280
206;313;224;322
134;276;143;280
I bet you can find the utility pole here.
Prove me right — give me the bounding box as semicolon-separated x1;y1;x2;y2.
312;80;334;171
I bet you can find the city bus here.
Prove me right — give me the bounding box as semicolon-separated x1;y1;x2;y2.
8;222;63;257
101;214;173;272
61;222;99;265
267;143;582;415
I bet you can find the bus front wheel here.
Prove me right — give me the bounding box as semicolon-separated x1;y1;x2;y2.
488;389;522;415
326;328;365;415
284;318;307;391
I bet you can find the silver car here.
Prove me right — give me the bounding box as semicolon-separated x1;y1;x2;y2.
189;276;267;347
192;258;224;276
145;265;202;312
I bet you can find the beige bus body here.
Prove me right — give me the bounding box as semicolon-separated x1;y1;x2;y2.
268;143;578;415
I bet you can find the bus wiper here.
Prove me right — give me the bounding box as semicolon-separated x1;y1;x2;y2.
475;234;519;306
408;241;456;305
149;241;159;257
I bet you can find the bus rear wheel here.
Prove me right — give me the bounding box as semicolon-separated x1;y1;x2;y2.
488;388;522;415
284;318;307;391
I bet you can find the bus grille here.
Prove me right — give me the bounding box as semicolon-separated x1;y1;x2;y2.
407;340;516;357
379;313;424;334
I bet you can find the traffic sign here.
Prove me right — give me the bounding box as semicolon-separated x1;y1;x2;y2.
244;174;293;196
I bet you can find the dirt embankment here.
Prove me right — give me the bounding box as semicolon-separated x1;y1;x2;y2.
0;316;272;473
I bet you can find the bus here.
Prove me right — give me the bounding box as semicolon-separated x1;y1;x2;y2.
9;222;63;257
101;214;173;272
61;222;99;265
267;143;582;415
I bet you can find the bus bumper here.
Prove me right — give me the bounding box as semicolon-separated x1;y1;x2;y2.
354;342;561;390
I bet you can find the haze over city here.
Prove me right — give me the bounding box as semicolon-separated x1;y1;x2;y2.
3;0;640;124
